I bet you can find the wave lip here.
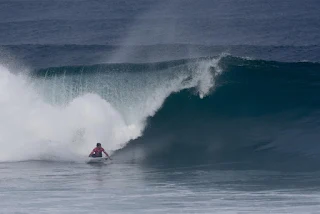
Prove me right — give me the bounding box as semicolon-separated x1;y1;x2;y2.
1;44;320;71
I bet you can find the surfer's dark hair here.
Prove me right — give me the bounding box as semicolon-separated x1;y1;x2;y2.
97;143;101;147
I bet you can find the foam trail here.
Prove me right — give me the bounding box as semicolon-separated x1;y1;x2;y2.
0;65;142;162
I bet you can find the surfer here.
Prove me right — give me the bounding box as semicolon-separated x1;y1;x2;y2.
89;143;112;159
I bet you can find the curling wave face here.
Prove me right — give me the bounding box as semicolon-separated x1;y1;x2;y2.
115;56;320;170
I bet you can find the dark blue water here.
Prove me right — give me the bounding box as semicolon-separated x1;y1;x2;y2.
1;0;320;69
1;0;320;213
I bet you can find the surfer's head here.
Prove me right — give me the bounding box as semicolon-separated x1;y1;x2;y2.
96;143;101;147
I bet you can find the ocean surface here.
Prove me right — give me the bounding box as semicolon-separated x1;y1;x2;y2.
1;0;320;213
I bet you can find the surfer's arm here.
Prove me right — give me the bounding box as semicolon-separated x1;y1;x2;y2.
103;150;112;160
89;150;94;157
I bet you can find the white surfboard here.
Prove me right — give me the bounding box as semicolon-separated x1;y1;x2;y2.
86;157;108;164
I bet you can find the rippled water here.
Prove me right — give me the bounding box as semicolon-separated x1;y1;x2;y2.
1;162;320;213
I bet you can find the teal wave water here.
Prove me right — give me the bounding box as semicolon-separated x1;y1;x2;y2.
118;57;320;170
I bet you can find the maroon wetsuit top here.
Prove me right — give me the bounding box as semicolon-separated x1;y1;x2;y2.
90;147;105;156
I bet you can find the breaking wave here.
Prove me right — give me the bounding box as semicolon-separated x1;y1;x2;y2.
1;55;320;170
